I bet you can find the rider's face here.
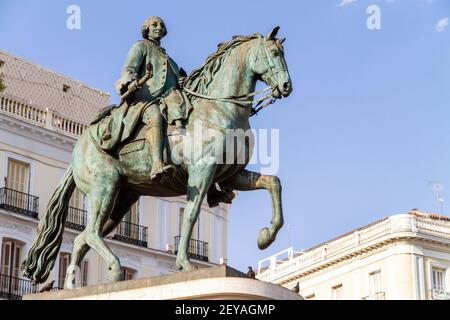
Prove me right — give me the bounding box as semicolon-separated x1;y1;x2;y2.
147;18;166;41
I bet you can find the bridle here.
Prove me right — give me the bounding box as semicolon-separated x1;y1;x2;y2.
183;38;286;117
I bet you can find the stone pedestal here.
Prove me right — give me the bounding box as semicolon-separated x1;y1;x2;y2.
23;265;302;300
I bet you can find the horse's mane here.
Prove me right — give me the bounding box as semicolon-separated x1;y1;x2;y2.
185;33;262;95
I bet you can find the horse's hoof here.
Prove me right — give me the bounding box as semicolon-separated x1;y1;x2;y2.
176;259;198;272
182;264;198;272
64;266;78;289
64;277;76;290
257;227;274;250
64;283;75;290
107;263;122;282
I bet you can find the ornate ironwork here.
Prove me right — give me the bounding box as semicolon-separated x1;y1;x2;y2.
66;206;87;231
0;273;38;300
0;187;39;219
174;236;209;262
112;221;148;247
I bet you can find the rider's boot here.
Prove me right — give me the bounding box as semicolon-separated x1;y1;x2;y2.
147;125;174;181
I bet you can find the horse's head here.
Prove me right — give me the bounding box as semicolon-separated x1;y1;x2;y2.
250;27;292;98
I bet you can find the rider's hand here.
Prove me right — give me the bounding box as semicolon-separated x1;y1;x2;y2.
127;79;141;92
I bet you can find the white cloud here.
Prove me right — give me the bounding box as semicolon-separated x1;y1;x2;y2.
436;18;449;32
337;0;357;7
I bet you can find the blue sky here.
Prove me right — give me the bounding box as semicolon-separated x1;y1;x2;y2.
1;0;450;272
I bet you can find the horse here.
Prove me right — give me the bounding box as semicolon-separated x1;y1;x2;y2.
22;27;292;289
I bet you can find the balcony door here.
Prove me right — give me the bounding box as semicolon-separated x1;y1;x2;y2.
1;240;22;277
432;268;445;292
5;159;31;212
6;159;30;193
1;239;23;293
369;270;382;297
58;253;70;289
121;267;136;281
122;201;139;238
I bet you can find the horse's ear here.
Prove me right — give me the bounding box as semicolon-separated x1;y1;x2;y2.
266;26;280;40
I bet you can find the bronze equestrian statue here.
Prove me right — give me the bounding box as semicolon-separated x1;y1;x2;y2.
22;17;292;289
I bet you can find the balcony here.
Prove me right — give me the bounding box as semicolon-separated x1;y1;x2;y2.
112;221;148;248
65;206;87;231
431;289;450;300
0;273;38;300
362;292;386;300
0;187;39;219
0;93;88;138
174;236;209;262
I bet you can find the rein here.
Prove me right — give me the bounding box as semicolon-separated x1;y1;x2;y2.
183;85;277;117
183;37;286;117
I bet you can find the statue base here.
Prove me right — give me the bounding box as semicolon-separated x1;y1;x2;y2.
23;265;303;300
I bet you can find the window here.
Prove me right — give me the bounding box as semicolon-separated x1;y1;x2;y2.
58;253;70;289
369;270;382;295
1;239;23;292
332;284;343;300
0;60;4;67
122;201;139;238
58;253;88;288
122;267;135;281
63;84;70;93
1;239;22;277
6;159;30;193
124;201;139;225
432;268;445;292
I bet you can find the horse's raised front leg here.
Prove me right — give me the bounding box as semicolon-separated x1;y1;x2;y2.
221;169;283;250
176;161;217;272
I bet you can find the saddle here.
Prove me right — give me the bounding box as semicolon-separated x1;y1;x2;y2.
89;88;192;152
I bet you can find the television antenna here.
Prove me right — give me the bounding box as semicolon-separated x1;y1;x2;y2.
428;181;444;214
287;223;292;247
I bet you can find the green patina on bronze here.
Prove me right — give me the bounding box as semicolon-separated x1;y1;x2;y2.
22;17;292;288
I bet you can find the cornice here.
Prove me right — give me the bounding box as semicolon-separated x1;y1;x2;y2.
0;111;77;151
277;233;450;285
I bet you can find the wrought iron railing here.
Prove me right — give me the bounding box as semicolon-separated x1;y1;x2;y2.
174;236;209;262
66;206;87;231
431;289;450;300
0;273;38;300
362;292;386;300
0;187;39;219
112;221;148;247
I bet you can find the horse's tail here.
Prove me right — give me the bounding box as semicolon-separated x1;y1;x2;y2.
22;164;75;284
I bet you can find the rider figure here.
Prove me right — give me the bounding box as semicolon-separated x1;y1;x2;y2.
115;16;186;181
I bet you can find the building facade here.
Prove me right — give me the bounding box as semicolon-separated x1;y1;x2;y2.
256;210;450;300
0;50;228;299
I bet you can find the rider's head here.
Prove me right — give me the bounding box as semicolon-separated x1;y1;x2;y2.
141;16;167;41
